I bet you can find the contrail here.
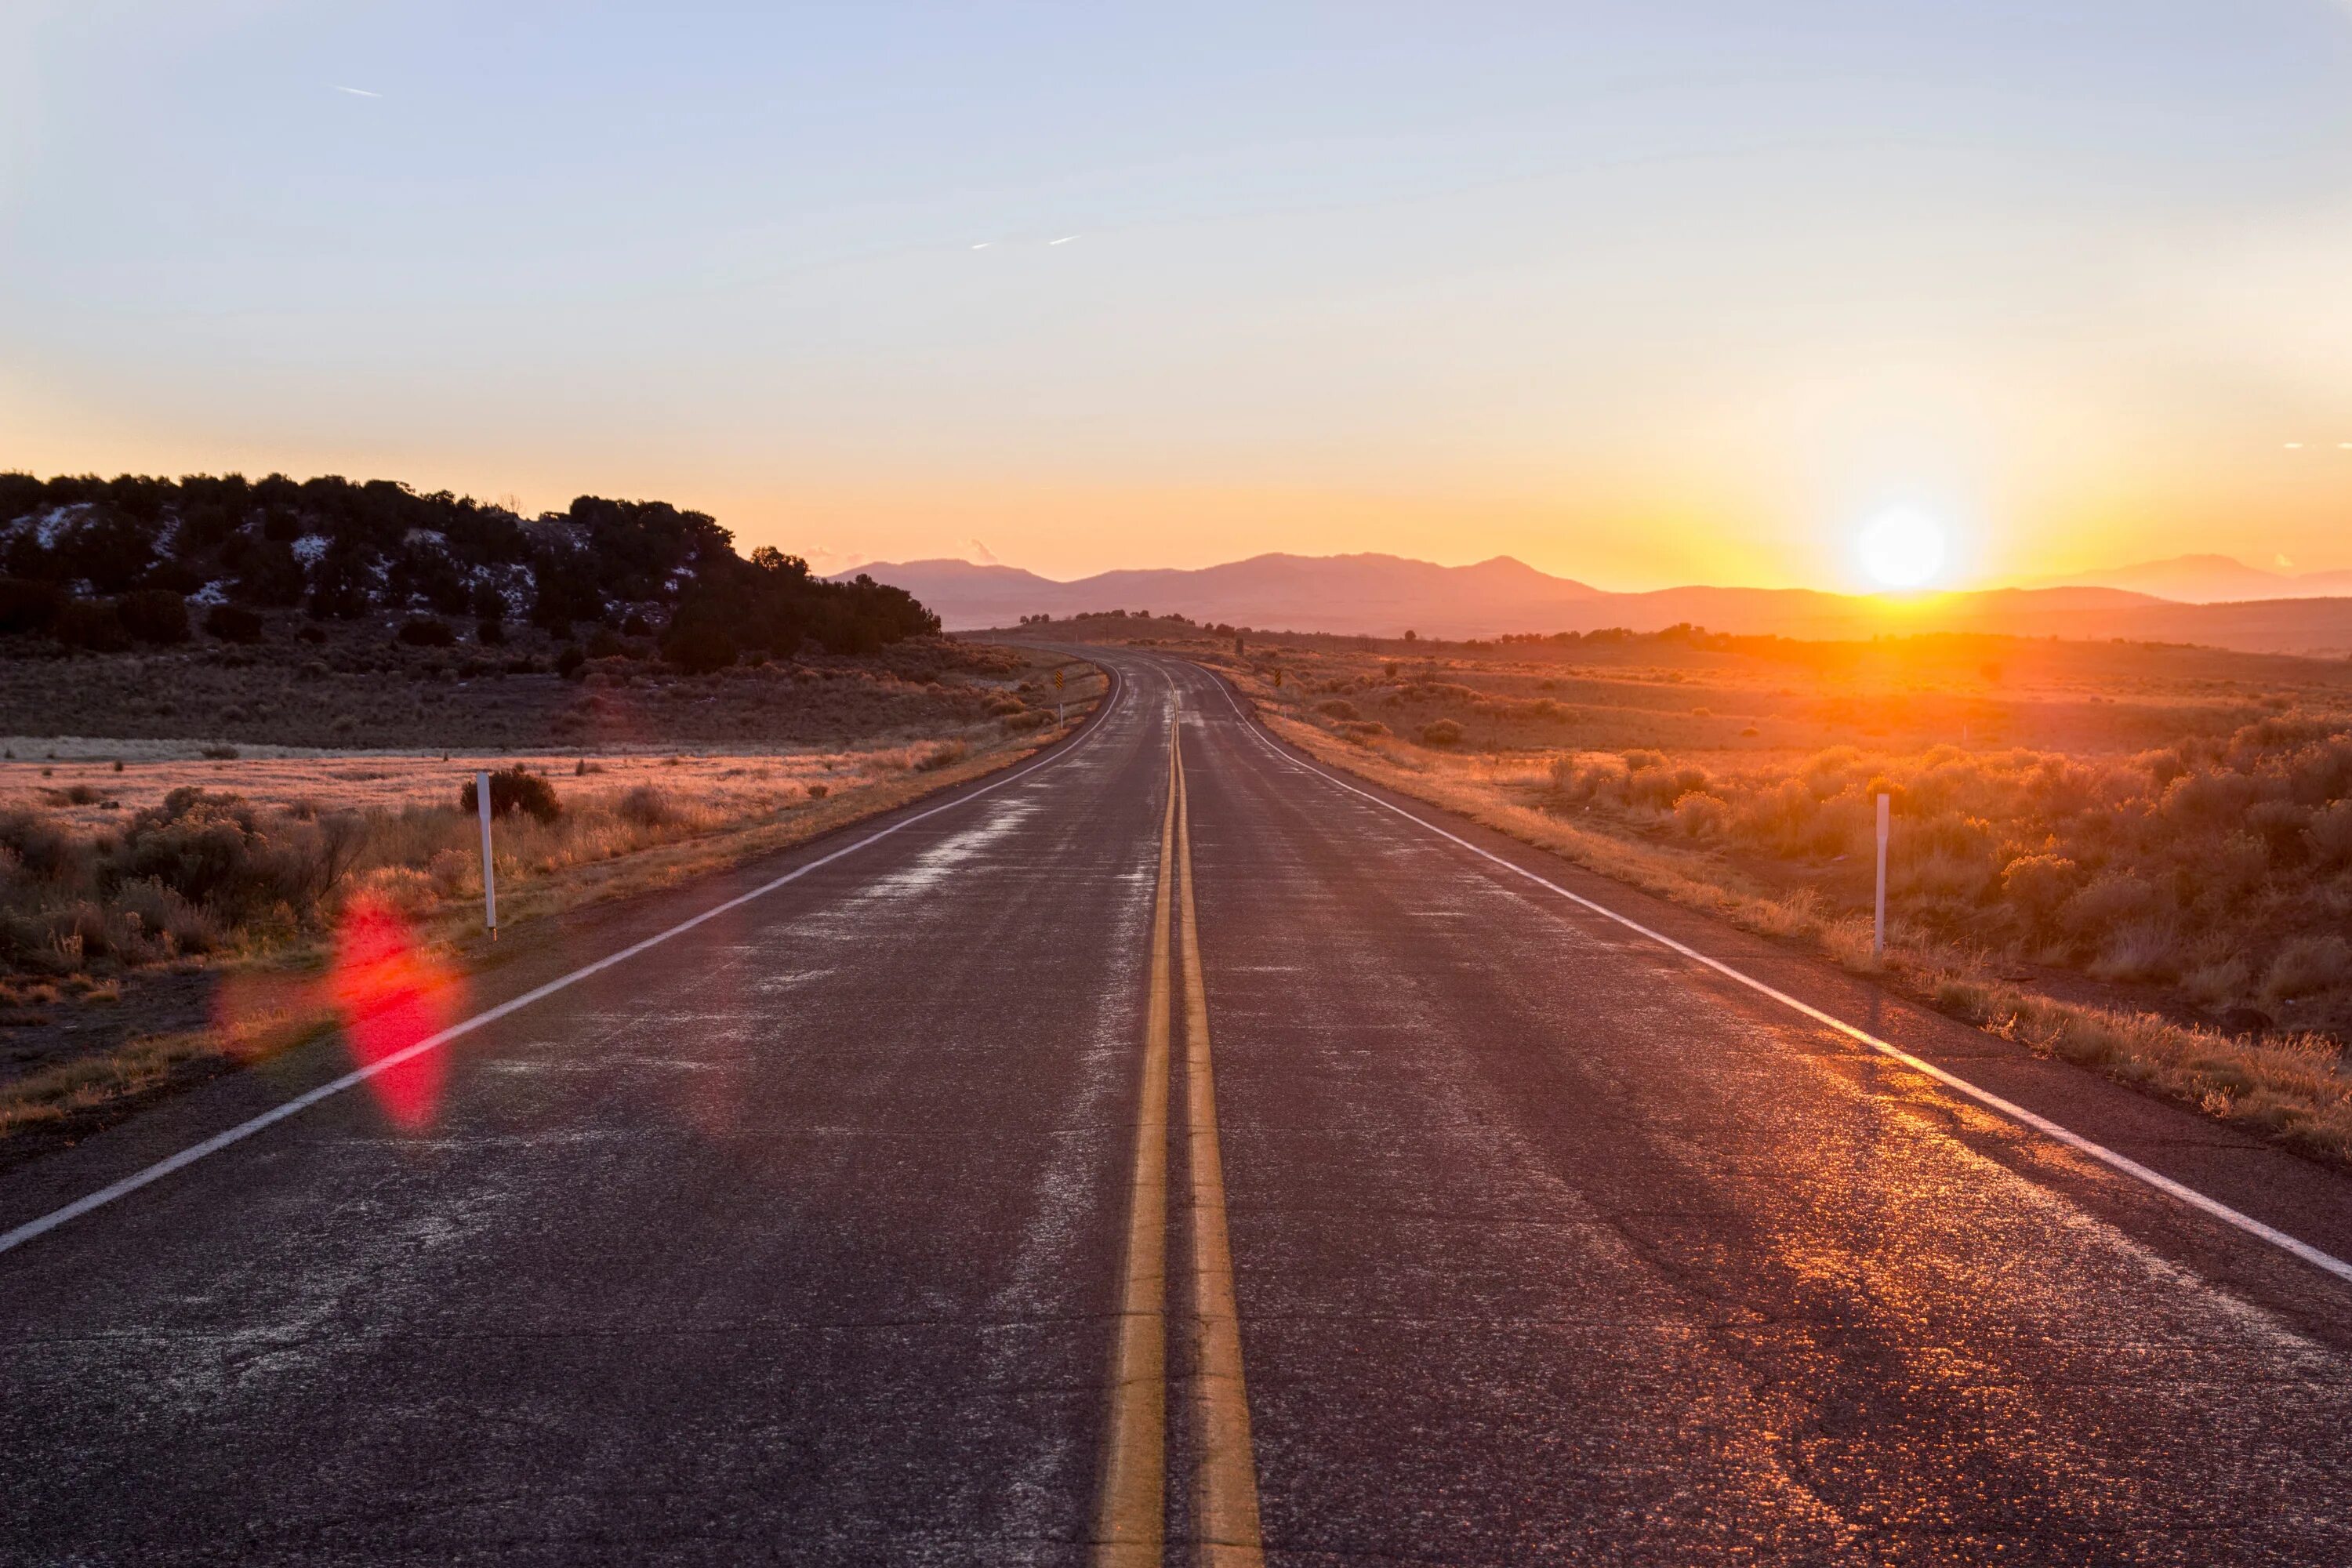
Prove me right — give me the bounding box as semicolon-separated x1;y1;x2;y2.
1049;234;1080;245
334;85;383;98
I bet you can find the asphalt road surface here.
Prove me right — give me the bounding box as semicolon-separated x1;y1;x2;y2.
5;649;2352;1566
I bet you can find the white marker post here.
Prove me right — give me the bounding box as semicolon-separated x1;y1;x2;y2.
476;771;499;941
1873;791;1890;957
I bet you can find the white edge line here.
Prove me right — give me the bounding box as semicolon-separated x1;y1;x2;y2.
1189;663;2352;1288
0;666;1126;1258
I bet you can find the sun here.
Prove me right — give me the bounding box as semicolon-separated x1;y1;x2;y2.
1855;509;1948;590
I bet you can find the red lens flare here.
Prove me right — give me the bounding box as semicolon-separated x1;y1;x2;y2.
328;898;463;1131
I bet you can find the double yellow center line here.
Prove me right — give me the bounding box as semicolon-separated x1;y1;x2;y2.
1093;705;1265;1568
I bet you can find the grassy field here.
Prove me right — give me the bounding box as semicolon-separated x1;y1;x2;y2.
1045;612;2352;1165
0;645;1104;1153
0;622;1044;753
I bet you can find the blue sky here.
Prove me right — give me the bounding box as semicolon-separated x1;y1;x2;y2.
5;2;2351;587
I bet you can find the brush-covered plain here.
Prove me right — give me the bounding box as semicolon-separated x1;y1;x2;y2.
1045;613;2352;1163
0;643;1102;1156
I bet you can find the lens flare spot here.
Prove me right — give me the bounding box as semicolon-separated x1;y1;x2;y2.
329;898;463;1131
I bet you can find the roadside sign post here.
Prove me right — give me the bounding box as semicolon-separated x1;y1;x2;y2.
477;771;499;940
1873;792;1889;957
1054;666;1065;726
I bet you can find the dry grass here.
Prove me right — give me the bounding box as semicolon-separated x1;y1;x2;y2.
1106;623;2352;1167
0;629;1052;754
0;1003;332;1137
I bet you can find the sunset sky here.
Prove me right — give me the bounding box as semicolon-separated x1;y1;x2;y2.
5;2;2350;590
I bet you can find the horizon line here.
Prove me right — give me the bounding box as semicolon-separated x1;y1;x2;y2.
827;548;2352;602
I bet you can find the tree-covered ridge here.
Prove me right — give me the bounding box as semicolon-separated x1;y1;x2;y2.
0;472;937;659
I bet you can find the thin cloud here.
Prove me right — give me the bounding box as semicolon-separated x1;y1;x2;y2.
334;85;383;98
966;539;1001;565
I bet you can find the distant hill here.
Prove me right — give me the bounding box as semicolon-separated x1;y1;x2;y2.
2034;554;2352;604
844;551;2352;658
1;472;938;658
839;553;1606;638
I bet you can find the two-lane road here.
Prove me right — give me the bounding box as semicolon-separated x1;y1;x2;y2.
4;649;2350;1564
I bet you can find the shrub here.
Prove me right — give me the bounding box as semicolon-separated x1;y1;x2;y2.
1632;764;1711;811
1421;718;1465;747
1996;853;2074;928
101;788;359;923
662;620;736;675
117;589;190;644
204;604;265;644
2161;769;2257;827
476;617;506;645
1548;753;1590;796
1316;699;1360;721
2198;833;2271;906
2183;955;2251;1008
0;577;64;635
615;785;677;827
347;866;436;919
1897;847;1998;902
1671;792;1728;839
2261;935;2352;1007
54;598;131;652
2245;799;2312;865
112;877;223;955
2304;801;2352;869
2089;923;2186;983
459;768;561;823
2059;870;2166;938
111;789;261;909
396;617;456;647
0;810;93;882
913;740;968;772
554;644;586;678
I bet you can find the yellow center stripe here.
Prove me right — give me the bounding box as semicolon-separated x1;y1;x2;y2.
1090;725;1178;1567
1091;703;1268;1565
1175;728;1268;1568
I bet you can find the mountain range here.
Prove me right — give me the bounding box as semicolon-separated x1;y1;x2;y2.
836;552;2352;658
2026;554;2352;604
